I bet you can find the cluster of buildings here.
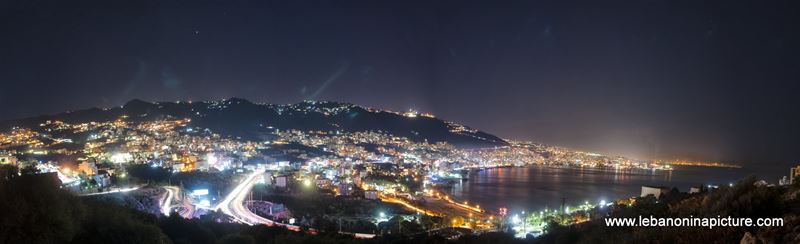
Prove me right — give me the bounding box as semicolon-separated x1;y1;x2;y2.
0;103;681;235
0;118;260;191
0;107;674;197
4;99;797;239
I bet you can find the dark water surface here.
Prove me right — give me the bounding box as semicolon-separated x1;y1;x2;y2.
447;165;757;213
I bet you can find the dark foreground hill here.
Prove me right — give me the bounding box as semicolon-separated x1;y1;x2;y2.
0;98;507;148
0;171;525;244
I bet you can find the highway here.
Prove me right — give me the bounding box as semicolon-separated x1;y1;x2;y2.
162;186;196;218
215;168;375;237
379;194;439;216
161;186;175;215
215;168;301;229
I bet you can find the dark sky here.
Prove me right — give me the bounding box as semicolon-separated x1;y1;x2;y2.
1;0;799;171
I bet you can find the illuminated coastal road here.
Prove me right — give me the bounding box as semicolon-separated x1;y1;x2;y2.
380;192;495;229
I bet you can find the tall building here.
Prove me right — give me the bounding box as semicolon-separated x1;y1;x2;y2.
790;165;800;184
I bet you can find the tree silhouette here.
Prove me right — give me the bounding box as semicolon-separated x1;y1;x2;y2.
0;174;86;243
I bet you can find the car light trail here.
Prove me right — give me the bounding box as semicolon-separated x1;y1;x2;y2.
379;194;438;216
215;169;377;238
79;186;141;196
162;186;175;216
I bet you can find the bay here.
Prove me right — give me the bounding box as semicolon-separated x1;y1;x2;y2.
446;165;755;213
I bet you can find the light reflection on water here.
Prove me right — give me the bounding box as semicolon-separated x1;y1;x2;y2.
447;165;748;213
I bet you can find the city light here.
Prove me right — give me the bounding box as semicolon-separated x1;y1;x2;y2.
110;153;132;164
192;189;209;196
0;99;750;239
206;153;218;165
2;1;792;242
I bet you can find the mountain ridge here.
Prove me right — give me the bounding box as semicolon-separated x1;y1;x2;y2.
0;98;508;148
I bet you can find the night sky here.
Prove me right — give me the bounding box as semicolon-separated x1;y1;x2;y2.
1;1;799;170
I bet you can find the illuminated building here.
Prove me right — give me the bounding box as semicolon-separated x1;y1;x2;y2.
276;175;288;188
0;154;17;165
790;165;800;184
337;183;353;196
640;186;671;197
364;190;378;200
78;161;98;176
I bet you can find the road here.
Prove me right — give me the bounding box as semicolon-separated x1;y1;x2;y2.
379;194;439;216
79;186;141;196
215;168;301;229
161;186;175;215
216;169;376;237
161;186;196;218
215;168;376;238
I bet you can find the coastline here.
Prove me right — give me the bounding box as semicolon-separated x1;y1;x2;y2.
449;164;748;213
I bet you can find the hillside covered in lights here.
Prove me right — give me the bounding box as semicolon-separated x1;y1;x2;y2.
0;98;507;149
